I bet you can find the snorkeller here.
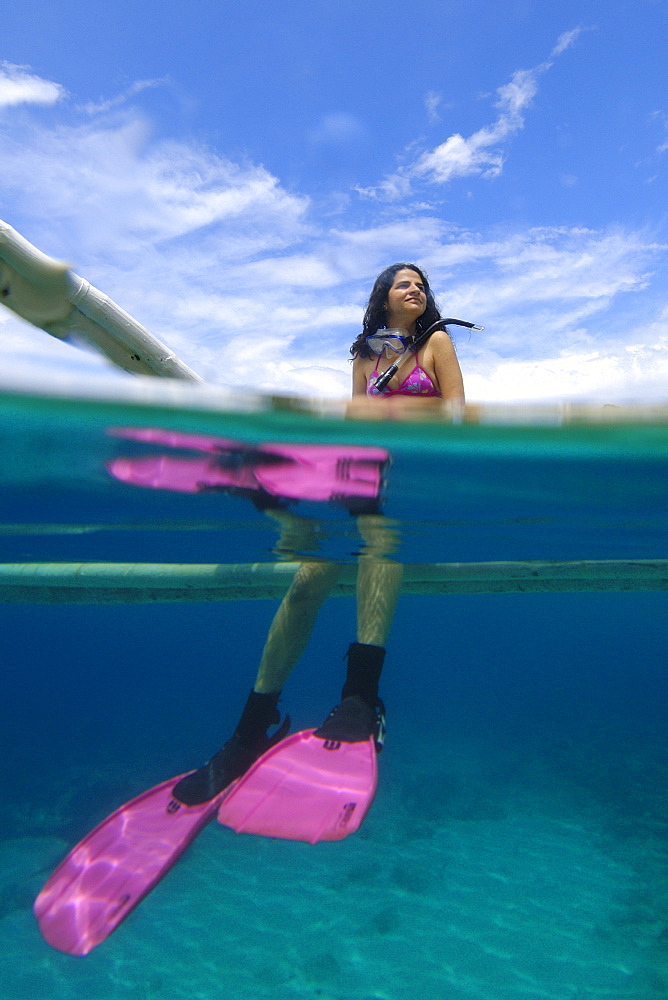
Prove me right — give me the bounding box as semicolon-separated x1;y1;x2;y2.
350;263;480;406
33;259;480;958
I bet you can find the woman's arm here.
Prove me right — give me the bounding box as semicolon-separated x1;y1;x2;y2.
351;356;369;396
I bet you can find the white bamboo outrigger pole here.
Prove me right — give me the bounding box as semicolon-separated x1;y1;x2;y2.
0;560;665;604
0;220;202;381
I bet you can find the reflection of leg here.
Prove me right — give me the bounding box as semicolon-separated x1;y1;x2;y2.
263;507;324;561
254;561;341;692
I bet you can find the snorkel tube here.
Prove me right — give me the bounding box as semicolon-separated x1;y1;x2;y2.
372;317;484;393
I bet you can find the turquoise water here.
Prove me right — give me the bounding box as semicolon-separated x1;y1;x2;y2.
1;388;668;999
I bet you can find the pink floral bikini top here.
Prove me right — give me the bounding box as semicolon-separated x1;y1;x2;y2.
367;352;440;397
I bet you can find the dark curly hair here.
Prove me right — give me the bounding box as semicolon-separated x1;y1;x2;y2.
350;263;442;359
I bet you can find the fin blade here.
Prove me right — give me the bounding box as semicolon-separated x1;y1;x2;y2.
34;774;225;955
217;730;377;844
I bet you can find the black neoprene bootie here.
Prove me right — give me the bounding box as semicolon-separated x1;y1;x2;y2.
341;642;385;706
314;643;386;752
173;689;289;806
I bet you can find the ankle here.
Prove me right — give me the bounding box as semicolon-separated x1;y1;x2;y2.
341;642;385;709
233;689;281;749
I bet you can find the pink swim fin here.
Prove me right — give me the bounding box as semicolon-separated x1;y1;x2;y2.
217;729;378;844
34;773;229;956
35;731;378;955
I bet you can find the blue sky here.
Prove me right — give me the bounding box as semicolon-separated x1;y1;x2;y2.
1;0;667;402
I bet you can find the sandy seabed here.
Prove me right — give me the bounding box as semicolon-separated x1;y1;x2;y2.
3;730;668;1000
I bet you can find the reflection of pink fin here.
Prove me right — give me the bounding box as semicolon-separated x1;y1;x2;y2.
34;774;228;956
107;455;258;493
217;730;378;844
106;427;390;505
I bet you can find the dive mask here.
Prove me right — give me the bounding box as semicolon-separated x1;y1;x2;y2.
365;330;410;357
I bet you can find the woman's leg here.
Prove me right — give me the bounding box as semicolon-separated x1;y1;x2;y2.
254;560;341;692
316;514;402;747
355;513;402;646
174;513;339;804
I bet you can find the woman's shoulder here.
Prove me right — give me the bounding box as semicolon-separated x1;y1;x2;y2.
424;327;457;355
429;326;455;342
353;353;370;371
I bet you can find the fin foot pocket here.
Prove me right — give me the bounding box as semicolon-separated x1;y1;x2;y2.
314;695;386;752
174;714;290;806
173;737;260;805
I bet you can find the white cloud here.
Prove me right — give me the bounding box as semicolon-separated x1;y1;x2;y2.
355;173;412;202
227;256;340;289
417;226;667;403
409;65;539;185
465;334;668;404
81;78;170;115
360;30;581;200
0;113;309;257
646;110;668;155
359;65;538;196
309;112;366;145
550;27;585;58
0;62;65;108
424;91;442;123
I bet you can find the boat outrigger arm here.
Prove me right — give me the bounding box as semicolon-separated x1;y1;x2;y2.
0;220;202;381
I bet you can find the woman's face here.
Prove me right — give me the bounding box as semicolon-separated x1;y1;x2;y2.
384;269;427;328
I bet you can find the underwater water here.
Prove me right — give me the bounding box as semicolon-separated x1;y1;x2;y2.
1;387;668;1000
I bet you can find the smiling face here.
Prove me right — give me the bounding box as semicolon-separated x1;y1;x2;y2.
384;268;427;332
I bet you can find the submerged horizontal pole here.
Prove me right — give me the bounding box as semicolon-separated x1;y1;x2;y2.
0;560;666;604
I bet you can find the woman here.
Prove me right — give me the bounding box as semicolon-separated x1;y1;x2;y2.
348;263;465;417
32;264;468;957
174;263;465;805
